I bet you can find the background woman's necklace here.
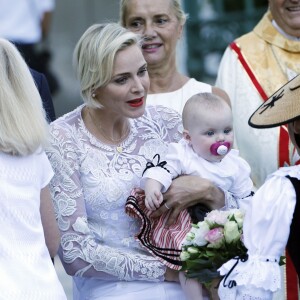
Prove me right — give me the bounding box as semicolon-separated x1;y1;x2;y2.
88;108;130;153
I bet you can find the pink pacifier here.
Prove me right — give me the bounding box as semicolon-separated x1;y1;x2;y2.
210;142;231;156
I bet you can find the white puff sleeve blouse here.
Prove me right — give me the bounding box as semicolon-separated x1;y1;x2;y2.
218;166;298;300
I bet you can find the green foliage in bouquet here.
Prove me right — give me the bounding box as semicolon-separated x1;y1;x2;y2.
180;209;286;284
180;209;247;284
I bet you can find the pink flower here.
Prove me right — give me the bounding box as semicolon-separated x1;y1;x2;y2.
205;227;225;249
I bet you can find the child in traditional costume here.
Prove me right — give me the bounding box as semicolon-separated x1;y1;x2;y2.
218;75;300;299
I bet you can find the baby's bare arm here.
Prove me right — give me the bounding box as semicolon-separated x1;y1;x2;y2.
144;178;164;210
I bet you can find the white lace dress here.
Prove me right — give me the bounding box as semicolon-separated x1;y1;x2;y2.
218;166;298;300
46;104;187;299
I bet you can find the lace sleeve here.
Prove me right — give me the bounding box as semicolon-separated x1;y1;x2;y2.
46;123;166;282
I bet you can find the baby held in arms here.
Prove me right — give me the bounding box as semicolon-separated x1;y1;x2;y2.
128;93;254;299
143;93;253;214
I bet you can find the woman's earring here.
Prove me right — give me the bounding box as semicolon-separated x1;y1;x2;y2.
92;93;96;98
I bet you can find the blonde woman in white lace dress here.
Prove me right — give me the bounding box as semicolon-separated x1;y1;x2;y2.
46;23;226;300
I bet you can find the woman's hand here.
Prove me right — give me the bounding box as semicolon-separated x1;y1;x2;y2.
164;268;180;282
151;175;225;226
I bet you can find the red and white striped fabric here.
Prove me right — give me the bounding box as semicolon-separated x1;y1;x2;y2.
125;188;192;270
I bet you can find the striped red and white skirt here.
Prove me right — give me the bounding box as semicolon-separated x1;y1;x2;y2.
125;188;192;270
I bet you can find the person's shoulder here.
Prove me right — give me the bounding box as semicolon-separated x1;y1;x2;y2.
33;148;52;166
140;105;183;137
144;104;181;119
257;165;300;197
30;68;43;85
227;148;249;162
235;30;262;49
227;13;264;51
185;78;212;92
30;68;41;77
168;138;186;151
268;165;300;181
50;105;83;128
222;31;262;60
234;13;268;51
227;149;251;170
48;106;84;148
165;139;190;165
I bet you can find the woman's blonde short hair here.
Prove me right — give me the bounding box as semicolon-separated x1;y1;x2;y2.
120;0;187;27
0;39;48;156
73;23;140;108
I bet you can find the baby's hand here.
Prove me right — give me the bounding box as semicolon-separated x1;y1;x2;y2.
145;190;163;211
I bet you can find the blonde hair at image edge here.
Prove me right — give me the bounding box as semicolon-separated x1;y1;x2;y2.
182;93;232;131
119;0;188;26
0;38;48;156
73;23;140;109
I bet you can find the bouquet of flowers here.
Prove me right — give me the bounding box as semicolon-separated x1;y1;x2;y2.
180;209;247;285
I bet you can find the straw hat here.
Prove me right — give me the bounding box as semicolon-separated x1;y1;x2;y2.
248;74;300;128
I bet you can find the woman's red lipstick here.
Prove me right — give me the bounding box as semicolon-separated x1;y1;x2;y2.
127;97;144;107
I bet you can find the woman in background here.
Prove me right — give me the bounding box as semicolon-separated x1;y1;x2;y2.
0;38;66;300
120;0;230;112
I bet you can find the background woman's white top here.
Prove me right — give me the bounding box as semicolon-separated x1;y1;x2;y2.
146;78;212;114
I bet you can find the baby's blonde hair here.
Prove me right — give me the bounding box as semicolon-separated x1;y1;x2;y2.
182;93;231;131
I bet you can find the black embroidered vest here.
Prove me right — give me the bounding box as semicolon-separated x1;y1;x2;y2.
286;176;300;281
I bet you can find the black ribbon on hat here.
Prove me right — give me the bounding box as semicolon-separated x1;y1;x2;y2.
142;154;170;176
260;90;284;114
222;254;249;289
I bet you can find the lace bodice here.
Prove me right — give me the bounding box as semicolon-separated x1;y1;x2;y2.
46;104;182;282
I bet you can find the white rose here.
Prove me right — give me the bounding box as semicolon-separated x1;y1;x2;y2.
180;251;190;261
224;221;240;244
193;221;210;246
187;246;199;254
229;209;244;229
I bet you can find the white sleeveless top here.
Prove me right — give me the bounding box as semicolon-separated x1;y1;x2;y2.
146;78;212;114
